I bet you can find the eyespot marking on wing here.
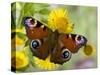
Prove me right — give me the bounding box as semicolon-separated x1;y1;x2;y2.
32;20;37;27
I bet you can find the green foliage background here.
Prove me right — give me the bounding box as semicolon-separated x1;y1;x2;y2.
11;2;97;72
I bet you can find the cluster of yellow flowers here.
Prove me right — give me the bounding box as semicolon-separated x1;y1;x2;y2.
11;29;29;71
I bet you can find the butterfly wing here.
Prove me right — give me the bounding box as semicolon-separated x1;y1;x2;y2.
23;17;50;39
50;34;87;64
23;17;53;60
59;34;87;53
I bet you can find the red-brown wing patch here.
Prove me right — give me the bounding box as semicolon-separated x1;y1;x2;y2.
26;27;49;39
58;34;87;53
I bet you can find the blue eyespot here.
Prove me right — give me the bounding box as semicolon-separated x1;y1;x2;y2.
31;39;41;49
62;48;71;60
63;51;69;58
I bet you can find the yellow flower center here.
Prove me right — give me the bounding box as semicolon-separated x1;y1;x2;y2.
55;17;68;31
84;44;94;56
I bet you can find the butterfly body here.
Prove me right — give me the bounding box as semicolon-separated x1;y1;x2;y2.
23;17;87;64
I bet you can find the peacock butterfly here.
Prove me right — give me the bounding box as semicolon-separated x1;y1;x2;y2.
23;17;87;65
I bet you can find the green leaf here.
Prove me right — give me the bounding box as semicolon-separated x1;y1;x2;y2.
25;39;31;47
39;8;50;15
17;32;26;40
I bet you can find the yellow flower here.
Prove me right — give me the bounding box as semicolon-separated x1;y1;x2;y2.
33;55;60;70
11;35;26;51
11;51;29;70
11;28;27;50
11;28;26;34
48;8;74;33
11;28;26;46
12;35;24;45
83;44;96;57
16;35;25;45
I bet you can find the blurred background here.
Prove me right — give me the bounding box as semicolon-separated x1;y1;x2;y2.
11;2;97;72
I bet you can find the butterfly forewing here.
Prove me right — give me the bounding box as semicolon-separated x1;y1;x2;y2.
23;17;51;40
59;34;87;53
